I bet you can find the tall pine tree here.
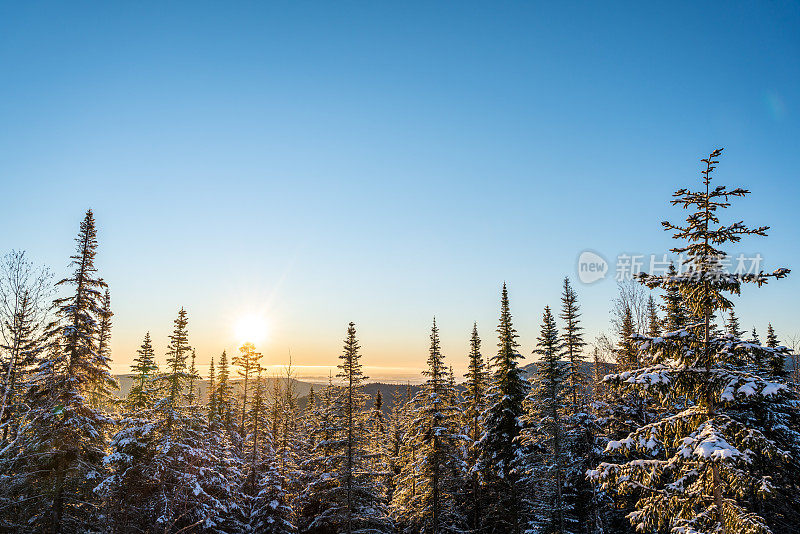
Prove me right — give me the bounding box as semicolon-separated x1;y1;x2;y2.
591;149;799;533
15;210;115;531
520;306;569;533
461;322;487;532
477;284;529;534
392;319;464;533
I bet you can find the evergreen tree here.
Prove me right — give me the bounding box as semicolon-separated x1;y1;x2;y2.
216;350;235;430
7;210;115;531
273;359;302;523
749;327;761;345
208;354;217;419
560;277;588;414
93;288;113;410
392;319;464;533
747;327;770;376
558;281;603;534
386;382;414;508
590;149;799;533
765;323;785;378
101;333;160;532
519;306;568;533
765;324;778;348
307;385;316;414
661;263;687;332
186;348;200;407
476;284;529;534
310;323;391;532
234;342;262;432
588;342;633;534
252;454;297;534
297;373;340;531
461;322;487;531
162;307;191;432
248;371;294;533
617;305;638;370
367;389;392;502
725;308;744;338
597;302;654;455
104;307;242;532
646;295;660;337
127;331;158;411
244;366;268;500
96;288;112;358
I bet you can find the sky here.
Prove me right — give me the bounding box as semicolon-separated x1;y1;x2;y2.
1;2;799;380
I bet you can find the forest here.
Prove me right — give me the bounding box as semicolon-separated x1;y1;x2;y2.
1;150;798;534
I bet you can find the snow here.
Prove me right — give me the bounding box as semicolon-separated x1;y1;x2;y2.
691;424;742;461
738;381;757;397
762;382;785;397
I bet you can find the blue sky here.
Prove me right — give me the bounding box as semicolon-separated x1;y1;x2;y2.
1;2;798;377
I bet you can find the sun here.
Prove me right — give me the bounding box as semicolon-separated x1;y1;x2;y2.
234;314;268;345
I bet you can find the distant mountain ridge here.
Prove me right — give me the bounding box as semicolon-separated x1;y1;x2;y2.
113;375;421;413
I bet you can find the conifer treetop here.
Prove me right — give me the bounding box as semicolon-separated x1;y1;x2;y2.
640;148;790;315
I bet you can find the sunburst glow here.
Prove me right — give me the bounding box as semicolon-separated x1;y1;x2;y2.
234;314;268;345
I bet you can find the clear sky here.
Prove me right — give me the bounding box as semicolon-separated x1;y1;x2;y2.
2;2;798;379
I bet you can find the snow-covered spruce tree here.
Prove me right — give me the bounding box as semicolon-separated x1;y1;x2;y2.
598;303;655;446
310;322;392;533
392;319;464;533
647;295;661;337
743;328;773;379
385;381;414;507
725;309;744;339
519;306;569;533
297;372;341;531
764;324;785;378
307;385;316;415
92;288;113;411
202;406;247;534
99;331;161;533
764;324;778;350
0;250;52;448
661;263;688;333
235;342;263;432
618;305;638;369
587;341;634;534
476;283;529;534
107;308;240;532
749;327;760;346
253;463;297;534
292;381;316;527
279;360;301;484
216;349;236;433
461;322;487;531
128;331;159;412
208;354;218;419
447;366;459;407
561;277;587;411
251;410;297;534
3;210;115;532
366;389;392;504
255;362;301;533
590;149;799;533
161;307;191;430
558;278;604;534
186;348;200;406
245;367;293;531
